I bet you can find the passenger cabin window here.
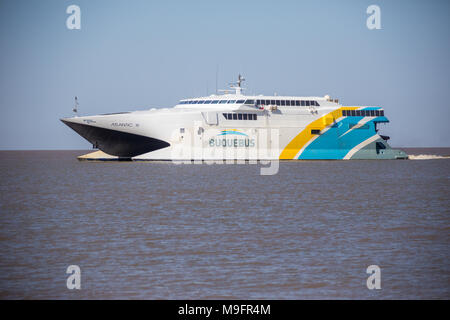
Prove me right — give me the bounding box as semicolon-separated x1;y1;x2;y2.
184;98;323;107
223;113;258;120
311;129;321;135
343;109;384;117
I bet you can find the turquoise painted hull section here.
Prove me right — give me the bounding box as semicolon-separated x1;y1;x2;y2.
298;113;407;160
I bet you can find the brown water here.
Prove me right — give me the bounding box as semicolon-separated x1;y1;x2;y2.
0;149;449;299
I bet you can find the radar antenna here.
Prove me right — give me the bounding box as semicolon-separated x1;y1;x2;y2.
229;74;246;96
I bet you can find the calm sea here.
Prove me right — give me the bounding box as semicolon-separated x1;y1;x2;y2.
0;149;449;299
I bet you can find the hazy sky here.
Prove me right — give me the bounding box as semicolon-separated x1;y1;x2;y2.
0;0;449;149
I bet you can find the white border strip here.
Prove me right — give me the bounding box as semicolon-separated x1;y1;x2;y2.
339;117;373;138
343;134;379;160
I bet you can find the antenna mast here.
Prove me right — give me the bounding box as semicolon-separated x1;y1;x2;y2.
73;96;79;115
215;64;218;94
230;74;245;96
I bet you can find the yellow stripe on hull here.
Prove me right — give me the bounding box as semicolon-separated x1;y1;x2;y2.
279;107;359;160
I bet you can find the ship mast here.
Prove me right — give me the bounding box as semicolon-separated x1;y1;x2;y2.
73;96;79;116
230;74;245;96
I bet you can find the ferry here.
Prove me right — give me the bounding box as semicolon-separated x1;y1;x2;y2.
61;75;408;161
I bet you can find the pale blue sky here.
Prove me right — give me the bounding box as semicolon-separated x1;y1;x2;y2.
0;0;449;149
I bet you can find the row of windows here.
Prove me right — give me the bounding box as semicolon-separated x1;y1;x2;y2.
257;99;320;107
223;113;258;120
179;99;320;107
180;99;247;105
343;109;384;117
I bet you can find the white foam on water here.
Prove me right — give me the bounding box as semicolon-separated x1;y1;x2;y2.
408;154;450;160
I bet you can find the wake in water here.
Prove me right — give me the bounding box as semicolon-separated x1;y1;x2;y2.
408;154;450;160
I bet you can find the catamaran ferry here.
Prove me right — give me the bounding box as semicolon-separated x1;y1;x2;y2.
61;75;407;161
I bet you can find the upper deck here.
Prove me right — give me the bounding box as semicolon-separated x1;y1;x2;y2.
176;95;328;108
175;74;338;110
